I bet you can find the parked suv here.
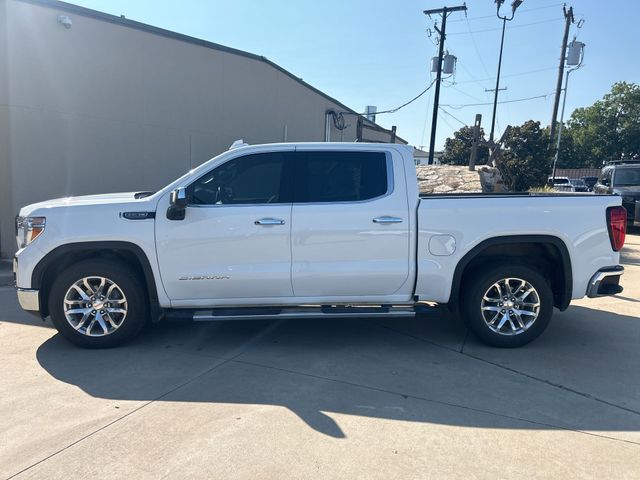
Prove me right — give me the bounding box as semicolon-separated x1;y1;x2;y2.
594;160;640;224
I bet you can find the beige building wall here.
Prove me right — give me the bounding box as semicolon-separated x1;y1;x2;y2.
0;0;403;257
0;1;13;258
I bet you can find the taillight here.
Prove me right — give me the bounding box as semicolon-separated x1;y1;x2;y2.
606;206;627;252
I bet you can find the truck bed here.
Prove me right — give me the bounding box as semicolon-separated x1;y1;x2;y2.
414;193;621;304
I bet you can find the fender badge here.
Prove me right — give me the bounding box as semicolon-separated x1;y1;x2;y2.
179;275;231;281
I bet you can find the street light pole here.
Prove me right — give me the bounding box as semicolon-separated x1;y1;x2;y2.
489;17;507;144
488;0;523;145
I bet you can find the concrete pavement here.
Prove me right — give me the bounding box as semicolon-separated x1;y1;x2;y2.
1;232;639;479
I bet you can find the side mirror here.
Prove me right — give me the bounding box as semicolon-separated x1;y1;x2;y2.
167;187;187;220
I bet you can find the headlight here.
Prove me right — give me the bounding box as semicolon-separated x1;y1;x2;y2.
16;216;46;249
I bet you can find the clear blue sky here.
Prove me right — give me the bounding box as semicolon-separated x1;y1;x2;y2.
71;0;640;149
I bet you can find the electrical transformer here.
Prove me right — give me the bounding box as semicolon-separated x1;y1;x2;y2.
442;54;457;74
566;40;585;66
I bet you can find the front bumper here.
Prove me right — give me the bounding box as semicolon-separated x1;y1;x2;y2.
586;266;624;298
13;256;41;314
17;288;40;312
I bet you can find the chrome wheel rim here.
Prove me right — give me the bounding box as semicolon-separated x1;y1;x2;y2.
480;277;540;336
63;276;128;337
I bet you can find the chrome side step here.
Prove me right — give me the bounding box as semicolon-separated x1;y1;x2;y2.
192;305;416;322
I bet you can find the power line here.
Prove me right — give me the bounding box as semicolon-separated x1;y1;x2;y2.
420;74;435;148
439;113;458;132
454;57;490;89
336;78;437;118
449;84;485;103
464;15;492;80
447;2;565;23
454;66;557;84
448;18;563;35
370;78;437;115
438;106;467;126
442;92;556;108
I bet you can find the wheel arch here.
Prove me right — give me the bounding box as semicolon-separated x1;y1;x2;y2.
449;235;573;311
32;241;161;320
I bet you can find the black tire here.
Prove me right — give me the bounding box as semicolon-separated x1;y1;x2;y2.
48;259;149;348
461;264;554;348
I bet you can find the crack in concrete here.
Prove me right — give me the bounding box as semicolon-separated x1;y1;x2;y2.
229;356;640;447
374;321;640;418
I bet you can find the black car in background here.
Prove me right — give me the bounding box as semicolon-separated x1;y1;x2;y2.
594;160;640;224
569;178;589;192
581;176;598;191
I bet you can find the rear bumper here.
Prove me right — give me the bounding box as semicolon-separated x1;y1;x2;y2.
586;266;624;298
17;288;40;313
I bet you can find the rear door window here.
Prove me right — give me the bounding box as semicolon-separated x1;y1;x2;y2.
294;151;388;203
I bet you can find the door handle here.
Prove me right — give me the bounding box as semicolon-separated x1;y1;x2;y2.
372;216;403;224
255;218;285;226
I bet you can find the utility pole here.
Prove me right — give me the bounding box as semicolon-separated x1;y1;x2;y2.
551;39;585;181
549;5;574;149
424;4;467;164
469;113;482;171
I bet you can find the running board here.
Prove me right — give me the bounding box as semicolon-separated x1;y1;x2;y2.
191;305;416;322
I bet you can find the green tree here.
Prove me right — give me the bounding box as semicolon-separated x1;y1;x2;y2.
442;125;489;166
500;120;552;191
560;81;640;167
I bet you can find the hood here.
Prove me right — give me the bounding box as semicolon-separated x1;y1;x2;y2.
19;192;153;216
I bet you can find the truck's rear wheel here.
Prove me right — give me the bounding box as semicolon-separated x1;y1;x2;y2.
48;259;148;348
462;264;553;348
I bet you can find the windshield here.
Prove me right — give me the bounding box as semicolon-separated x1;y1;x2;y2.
614;168;640;186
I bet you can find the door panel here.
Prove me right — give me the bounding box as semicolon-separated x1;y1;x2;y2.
155;150;294;302
290;150;410;297
156;203;292;300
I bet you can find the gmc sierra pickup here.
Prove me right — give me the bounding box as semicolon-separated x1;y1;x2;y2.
14;142;627;348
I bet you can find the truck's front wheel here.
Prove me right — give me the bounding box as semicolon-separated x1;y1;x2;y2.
48;259;148;348
462;264;554;348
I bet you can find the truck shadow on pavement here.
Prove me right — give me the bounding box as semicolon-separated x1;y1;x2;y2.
34;305;640;439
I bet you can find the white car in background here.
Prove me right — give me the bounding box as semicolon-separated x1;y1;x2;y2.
548;176;575;192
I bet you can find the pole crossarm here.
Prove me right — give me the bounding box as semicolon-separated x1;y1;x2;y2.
423;5;467;16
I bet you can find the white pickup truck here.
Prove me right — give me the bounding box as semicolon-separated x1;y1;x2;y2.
14;142;627;348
